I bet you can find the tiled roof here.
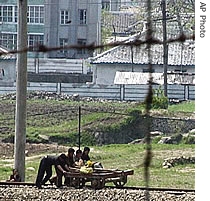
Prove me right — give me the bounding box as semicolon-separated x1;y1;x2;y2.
0;46;16;60
102;11;140;34
91;40;194;66
91;21;195;66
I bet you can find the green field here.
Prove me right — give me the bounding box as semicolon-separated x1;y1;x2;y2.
0;94;195;189
0;95;195;145
0;143;195;189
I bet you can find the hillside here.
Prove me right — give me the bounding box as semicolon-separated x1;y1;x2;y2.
0;91;195;146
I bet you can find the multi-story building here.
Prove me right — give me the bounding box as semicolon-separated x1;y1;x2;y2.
45;0;101;59
0;0;101;59
102;0;121;11
0;0;45;57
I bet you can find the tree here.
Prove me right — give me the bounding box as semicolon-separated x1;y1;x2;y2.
166;0;195;34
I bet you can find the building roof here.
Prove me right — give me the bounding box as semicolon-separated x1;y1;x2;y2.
91;21;195;66
0;46;16;60
92;40;194;66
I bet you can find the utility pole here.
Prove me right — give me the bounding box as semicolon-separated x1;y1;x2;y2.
14;0;28;182
78;106;81;150
161;0;168;97
131;45;134;72
172;0;184;73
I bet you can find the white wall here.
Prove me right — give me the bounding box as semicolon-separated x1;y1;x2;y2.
93;63;195;85
0;82;195;101
0;59;16;84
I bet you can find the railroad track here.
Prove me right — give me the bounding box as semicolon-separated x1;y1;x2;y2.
0;181;35;186
105;185;195;195
0;181;195;195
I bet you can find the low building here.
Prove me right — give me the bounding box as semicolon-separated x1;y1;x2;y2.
90;21;195;85
91;38;195;85
0;46;16;85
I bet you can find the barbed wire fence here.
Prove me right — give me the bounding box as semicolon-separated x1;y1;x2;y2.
0;34;194;57
144;0;153;199
0;0;194;199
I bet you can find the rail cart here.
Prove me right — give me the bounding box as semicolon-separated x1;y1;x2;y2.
64;168;134;189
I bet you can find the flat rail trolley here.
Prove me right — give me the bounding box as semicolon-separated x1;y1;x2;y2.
64;168;134;189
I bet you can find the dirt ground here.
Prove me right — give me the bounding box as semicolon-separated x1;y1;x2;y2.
0;142;195;160
0;142;70;159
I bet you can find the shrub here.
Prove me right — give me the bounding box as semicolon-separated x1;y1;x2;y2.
170;133;183;143
152;136;162;144
152;86;168;109
2;134;14;143
80;132;96;146
181;135;195;144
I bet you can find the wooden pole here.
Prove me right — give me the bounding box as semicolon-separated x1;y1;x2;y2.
14;0;28;182
78;106;81;150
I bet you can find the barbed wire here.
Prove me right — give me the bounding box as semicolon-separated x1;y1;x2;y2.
144;0;153;200
25;0;194;6
0;33;194;57
0;0;195;198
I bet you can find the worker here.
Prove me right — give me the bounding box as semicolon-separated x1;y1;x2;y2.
75;149;82;162
7;168;21;182
74;149;83;167
81;147;90;163
81;146;103;169
35;148;75;189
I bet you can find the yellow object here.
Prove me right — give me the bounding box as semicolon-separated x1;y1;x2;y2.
80;166;93;174
86;160;94;167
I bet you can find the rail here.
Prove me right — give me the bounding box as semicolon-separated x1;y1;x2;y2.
0;181;195;194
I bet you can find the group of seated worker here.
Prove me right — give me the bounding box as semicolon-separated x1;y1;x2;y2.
74;146;90;167
35;146;102;189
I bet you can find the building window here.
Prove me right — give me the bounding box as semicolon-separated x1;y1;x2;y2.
28;35;44;50
77;39;86;54
174;69;187;73
0;5;44;24
143;69;155;73
14;6;18;22
27;6;44;24
0;6;16;22
0;33;17;49
79;9;87;25
59;38;68;54
60;10;70;25
102;2;110;11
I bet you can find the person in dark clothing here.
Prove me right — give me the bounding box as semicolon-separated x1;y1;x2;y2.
74;149;83;167
75;149;82;162
7;169;21;182
81;147;90;163
80;147;103;169
35;148;75;189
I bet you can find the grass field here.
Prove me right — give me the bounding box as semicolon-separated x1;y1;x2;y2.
0;97;195;145
0;94;195;189
0;143;195;189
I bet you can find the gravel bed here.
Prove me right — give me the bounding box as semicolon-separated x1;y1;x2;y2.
0;186;195;201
